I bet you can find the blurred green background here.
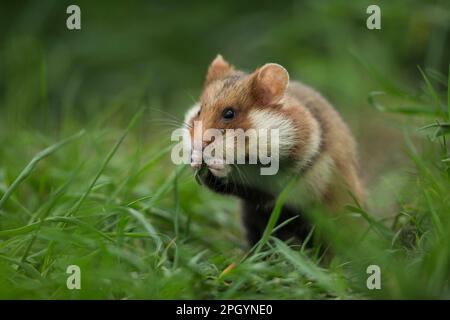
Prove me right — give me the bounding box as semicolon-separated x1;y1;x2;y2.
0;0;449;299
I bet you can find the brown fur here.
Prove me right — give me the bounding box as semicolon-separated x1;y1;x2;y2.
287;82;365;208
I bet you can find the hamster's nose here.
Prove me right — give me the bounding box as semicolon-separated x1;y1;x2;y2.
191;149;202;169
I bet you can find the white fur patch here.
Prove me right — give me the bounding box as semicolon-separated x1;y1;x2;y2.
303;153;334;197
286;153;335;208
296;112;322;171
249;109;298;158
182;103;200;162
183;103;200;128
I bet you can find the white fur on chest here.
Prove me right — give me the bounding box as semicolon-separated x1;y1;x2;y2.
230;153;334;209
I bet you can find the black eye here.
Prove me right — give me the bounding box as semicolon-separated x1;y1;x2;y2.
222;107;235;120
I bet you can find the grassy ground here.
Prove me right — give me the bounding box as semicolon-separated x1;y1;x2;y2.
0;0;449;299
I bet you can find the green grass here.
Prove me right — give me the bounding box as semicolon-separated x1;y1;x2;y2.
0;0;449;300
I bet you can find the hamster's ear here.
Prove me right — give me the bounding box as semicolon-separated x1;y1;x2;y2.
205;54;233;86
252;63;289;105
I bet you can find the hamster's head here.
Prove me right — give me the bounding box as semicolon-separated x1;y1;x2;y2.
184;54;298;178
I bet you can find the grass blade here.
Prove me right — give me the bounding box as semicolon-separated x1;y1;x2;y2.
64;109;144;218
447;62;450;121
418;65;443;114
0;130;85;210
254;178;296;254
273;238;345;297
126;207;163;253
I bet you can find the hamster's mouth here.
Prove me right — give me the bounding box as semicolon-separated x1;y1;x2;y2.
193;161;231;183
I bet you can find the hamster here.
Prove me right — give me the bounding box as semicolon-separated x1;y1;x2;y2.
183;54;365;246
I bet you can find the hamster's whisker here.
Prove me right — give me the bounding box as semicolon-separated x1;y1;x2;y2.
146;118;188;129
147;107;193;128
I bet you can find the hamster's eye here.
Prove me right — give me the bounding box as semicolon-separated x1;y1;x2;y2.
222;107;235;120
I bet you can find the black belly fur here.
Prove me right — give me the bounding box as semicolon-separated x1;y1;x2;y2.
198;169;313;246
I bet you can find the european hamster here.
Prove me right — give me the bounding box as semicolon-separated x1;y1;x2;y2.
183;55;365;246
